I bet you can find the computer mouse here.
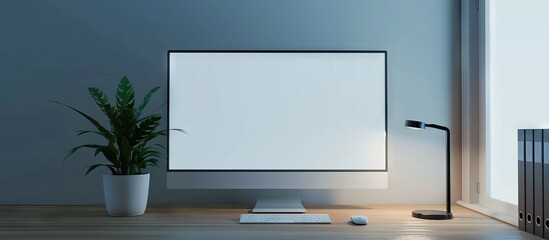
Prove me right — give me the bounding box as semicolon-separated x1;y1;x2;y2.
350;215;368;225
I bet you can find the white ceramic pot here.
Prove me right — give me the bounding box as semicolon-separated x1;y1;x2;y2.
103;173;150;216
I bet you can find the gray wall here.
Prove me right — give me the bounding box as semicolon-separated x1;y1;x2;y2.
0;0;461;205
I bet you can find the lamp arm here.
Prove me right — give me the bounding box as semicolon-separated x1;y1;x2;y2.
425;123;450;132
425;123;451;214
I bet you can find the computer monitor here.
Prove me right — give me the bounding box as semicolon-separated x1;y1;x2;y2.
167;50;388;212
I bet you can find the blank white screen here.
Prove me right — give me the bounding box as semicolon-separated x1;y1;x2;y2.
169;52;386;170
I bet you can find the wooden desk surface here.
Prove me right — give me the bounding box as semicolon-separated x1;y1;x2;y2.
0;205;540;240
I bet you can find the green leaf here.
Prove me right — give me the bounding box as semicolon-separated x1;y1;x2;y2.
93;144;120;167
149;102;167;116
142;130;167;143
65;144;107;162
114;76;137;137
76;130;103;136
115;77;135;116
119;136;131;159
154;143;166;151
107;166;118;175
85;164;104;175
136;86;160;118
145;159;159;168
131;115;161;146
85;164;116;176
135;158;160;169
129;164;140;174
88;87;116;122
49;100;114;143
143;152;162;159
170;128;187;134
115;76;134;109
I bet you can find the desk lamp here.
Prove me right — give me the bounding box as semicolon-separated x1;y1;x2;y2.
405;120;453;220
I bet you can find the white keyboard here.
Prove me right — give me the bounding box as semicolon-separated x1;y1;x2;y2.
239;213;331;224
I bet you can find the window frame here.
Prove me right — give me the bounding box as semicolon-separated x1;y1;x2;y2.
458;0;517;226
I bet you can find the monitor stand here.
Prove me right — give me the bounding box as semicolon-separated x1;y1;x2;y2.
252;195;306;213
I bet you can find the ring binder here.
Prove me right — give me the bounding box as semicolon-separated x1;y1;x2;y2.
518;129;526;231
525;129;534;234
534;130;544;237
544;130;549;239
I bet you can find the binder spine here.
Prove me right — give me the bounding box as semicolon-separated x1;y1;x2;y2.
542;129;549;239
518;129;526;231
526;129;535;234
534;129;544;237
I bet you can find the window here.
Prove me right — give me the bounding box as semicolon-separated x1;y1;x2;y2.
479;0;549;219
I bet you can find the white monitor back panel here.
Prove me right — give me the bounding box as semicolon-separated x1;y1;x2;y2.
169;51;386;171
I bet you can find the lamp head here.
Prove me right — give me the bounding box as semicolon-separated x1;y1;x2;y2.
405;120;426;130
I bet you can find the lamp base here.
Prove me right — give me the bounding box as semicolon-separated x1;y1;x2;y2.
412;210;453;220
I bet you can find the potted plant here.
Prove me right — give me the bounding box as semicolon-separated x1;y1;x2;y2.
51;76;181;216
